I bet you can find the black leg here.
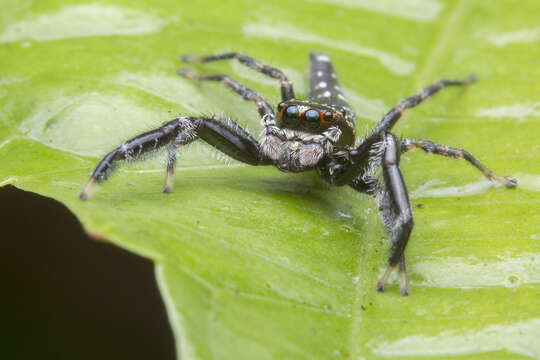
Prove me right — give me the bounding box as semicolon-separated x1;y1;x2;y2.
401;139;517;187
80;116;271;200
181;52;295;101
377;132;413;295
376;133;414;295
369;75;477;142
196;116;271;166
332;75;477;186
79;119;188;199
177;69;274;118
347;133;413;295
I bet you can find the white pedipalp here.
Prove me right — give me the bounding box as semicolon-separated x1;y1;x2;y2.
259;124;338;172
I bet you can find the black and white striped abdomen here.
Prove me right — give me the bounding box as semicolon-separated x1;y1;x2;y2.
308;52;356;147
309;53;351;110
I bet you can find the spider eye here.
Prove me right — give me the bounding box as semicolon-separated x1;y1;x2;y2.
282;105;299;126
323;111;333;123
302;109;320;129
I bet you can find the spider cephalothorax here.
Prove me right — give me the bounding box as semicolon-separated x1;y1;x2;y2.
80;52;517;295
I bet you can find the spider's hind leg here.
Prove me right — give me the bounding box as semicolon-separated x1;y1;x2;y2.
180;52;295;101
177;69;274;118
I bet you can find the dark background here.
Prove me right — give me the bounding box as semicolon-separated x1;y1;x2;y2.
0;185;175;360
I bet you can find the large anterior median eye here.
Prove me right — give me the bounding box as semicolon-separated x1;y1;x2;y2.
302;109;320;129
283;105;299;127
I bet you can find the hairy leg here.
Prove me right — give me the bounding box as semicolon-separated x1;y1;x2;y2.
348;133;413;295
377;133;413;295
80;116;271;200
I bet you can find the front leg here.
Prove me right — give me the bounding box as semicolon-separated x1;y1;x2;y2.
348;133;413;295
79;118;189;199
80;116;271;200
377;132;413;295
181;52;295;101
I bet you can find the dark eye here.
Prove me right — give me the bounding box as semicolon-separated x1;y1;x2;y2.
302;109;320;129
323;111;333;123
283;105;299;127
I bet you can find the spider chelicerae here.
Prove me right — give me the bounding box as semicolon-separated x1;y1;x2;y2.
80;52;517;295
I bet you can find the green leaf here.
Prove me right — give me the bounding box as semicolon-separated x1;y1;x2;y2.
1;0;539;359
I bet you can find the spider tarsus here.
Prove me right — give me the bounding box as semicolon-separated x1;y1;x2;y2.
442;74;477;87
505;178;518;188
79;178;96;201
491;175;518;188
465;73;477;84
376;269;409;296
399;266;409;296
181;54;201;63
400;288;409;296
177;68;205;81
376;264;395;293
177;68;194;77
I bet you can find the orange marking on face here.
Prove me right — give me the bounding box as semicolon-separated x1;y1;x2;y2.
320;110;334;125
278;105;286;121
319;111;326;125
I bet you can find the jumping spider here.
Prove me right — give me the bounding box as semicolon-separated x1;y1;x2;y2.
80;52;517;295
